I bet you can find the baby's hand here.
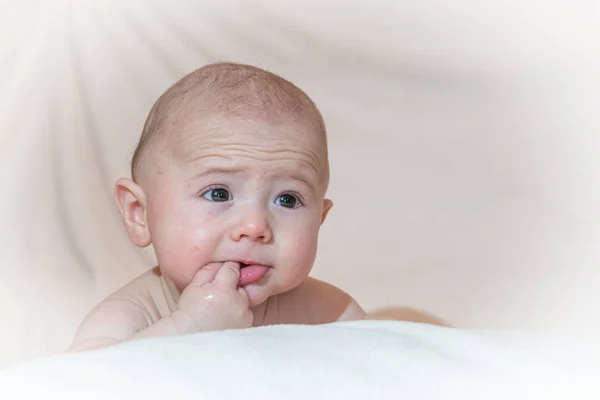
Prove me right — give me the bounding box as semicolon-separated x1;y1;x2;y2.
172;262;253;334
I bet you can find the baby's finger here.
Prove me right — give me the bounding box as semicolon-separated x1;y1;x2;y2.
213;261;240;288
237;286;250;308
190;262;222;286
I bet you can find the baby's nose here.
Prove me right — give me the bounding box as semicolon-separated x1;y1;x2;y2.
230;209;273;244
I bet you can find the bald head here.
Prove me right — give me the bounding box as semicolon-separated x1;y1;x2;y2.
131;63;328;183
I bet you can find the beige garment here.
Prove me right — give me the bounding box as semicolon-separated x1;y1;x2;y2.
1;0;599;367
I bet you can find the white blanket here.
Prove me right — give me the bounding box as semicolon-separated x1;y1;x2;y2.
1;321;598;400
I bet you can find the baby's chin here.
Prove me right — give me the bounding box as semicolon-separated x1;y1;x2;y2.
243;278;292;308
246;276;308;308
243;283;274;308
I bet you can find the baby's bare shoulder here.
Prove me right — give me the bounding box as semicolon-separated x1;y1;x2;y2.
260;277;366;325
298;277;366;323
106;267;169;317
68;267;166;351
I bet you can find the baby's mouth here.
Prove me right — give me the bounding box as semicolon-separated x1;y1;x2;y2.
235;261;270;268
235;262;271;286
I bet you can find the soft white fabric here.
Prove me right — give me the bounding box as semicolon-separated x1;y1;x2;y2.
2;0;600;367
1;321;598;400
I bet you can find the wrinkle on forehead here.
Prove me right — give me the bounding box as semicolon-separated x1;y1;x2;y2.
167;115;329;188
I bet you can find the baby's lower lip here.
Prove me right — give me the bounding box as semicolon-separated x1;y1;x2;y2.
238;264;270;286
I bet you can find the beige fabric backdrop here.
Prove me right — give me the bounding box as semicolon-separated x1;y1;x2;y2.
1;0;599;367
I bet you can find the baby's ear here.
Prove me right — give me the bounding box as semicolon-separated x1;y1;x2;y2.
114;178;151;247
321;199;333;224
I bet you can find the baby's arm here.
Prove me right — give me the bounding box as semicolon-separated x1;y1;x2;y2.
68;299;181;352
69;262;253;352
67;274;183;352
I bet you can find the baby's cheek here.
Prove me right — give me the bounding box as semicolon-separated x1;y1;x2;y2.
282;231;318;273
170;213;217;251
187;220;221;255
152;209;198;254
156;217;220;286
154;222;192;267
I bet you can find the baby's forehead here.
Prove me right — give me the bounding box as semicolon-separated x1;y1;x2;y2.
156;114;328;187
171;113;325;162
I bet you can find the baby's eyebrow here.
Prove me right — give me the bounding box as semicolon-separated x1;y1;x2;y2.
192;166;245;178
191;166;318;193
287;173;317;193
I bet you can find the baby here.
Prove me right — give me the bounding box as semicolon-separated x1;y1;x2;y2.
68;62;366;352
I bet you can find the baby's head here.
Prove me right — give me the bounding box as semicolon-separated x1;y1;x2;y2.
115;63;332;306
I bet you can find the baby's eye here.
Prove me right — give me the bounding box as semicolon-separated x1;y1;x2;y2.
275;193;301;209
202;188;230;202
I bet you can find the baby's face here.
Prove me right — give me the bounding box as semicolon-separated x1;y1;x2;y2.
143;115;331;307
